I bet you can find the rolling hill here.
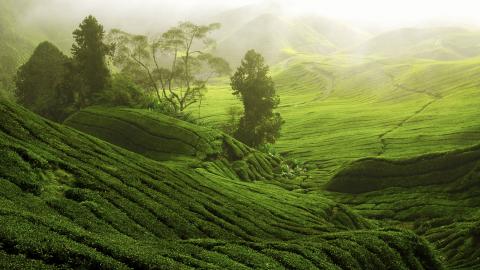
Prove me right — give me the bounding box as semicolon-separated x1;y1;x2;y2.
189;48;480;268
64;107;284;183
5;2;480;268
352;27;480;60
193;53;480;188
325;144;480;269
0;97;444;269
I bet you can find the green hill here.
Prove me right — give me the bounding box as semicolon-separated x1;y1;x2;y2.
214;13;335;64
326;144;480;194
189;51;480;268
325;144;480;268
353;27;480;60
64;107;283;182
0;98;444;269
193;54;480;189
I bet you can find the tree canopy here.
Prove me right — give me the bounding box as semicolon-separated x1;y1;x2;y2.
108;21;230;112
72;15;113;108
230;49;283;147
15;41;68;120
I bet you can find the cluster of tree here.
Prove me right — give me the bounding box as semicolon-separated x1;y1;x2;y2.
107;22;231;112
16;15;112;121
15;15;283;148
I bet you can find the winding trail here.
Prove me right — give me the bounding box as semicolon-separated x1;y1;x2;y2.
377;66;443;156
377;99;438;155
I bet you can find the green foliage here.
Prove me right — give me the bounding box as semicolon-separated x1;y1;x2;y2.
51;60;85;121
108;22;230;112
220;105;243;135
326;144;480;194
258;143;280;157
72;15;113;108
96;74;145;107
15;41;68;120
231;50;283;147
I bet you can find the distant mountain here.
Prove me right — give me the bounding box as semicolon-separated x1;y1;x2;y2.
214;13;333;64
209;4;370;64
353;27;480;60
297;15;370;49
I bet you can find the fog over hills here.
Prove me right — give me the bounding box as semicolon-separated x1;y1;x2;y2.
8;0;480;63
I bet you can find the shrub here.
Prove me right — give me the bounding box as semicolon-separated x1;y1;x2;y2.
96;74;145;107
220;106;243;135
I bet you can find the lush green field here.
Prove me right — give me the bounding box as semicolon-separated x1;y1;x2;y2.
192;53;480;189
182;52;480;269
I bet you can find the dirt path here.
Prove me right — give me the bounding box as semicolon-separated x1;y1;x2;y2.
377;99;438;155
376;65;442;156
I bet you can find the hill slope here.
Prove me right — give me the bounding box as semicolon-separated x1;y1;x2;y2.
353;27;480;60
192;54;480;190
0;98;443;269
65;107;284;183
325;145;480;268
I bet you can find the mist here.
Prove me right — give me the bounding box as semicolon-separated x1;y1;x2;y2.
10;0;480;64
18;0;480;33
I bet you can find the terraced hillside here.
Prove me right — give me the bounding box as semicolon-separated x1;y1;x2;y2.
0;98;444;269
65;107;285;183
192;54;480;189
324;145;480;269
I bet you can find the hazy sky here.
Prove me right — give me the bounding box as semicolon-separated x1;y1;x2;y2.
21;0;480;32
297;0;480;26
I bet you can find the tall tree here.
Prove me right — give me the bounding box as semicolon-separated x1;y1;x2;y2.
108;22;230;112
230;50;283;147
15;41;68;120
72;15;112;107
